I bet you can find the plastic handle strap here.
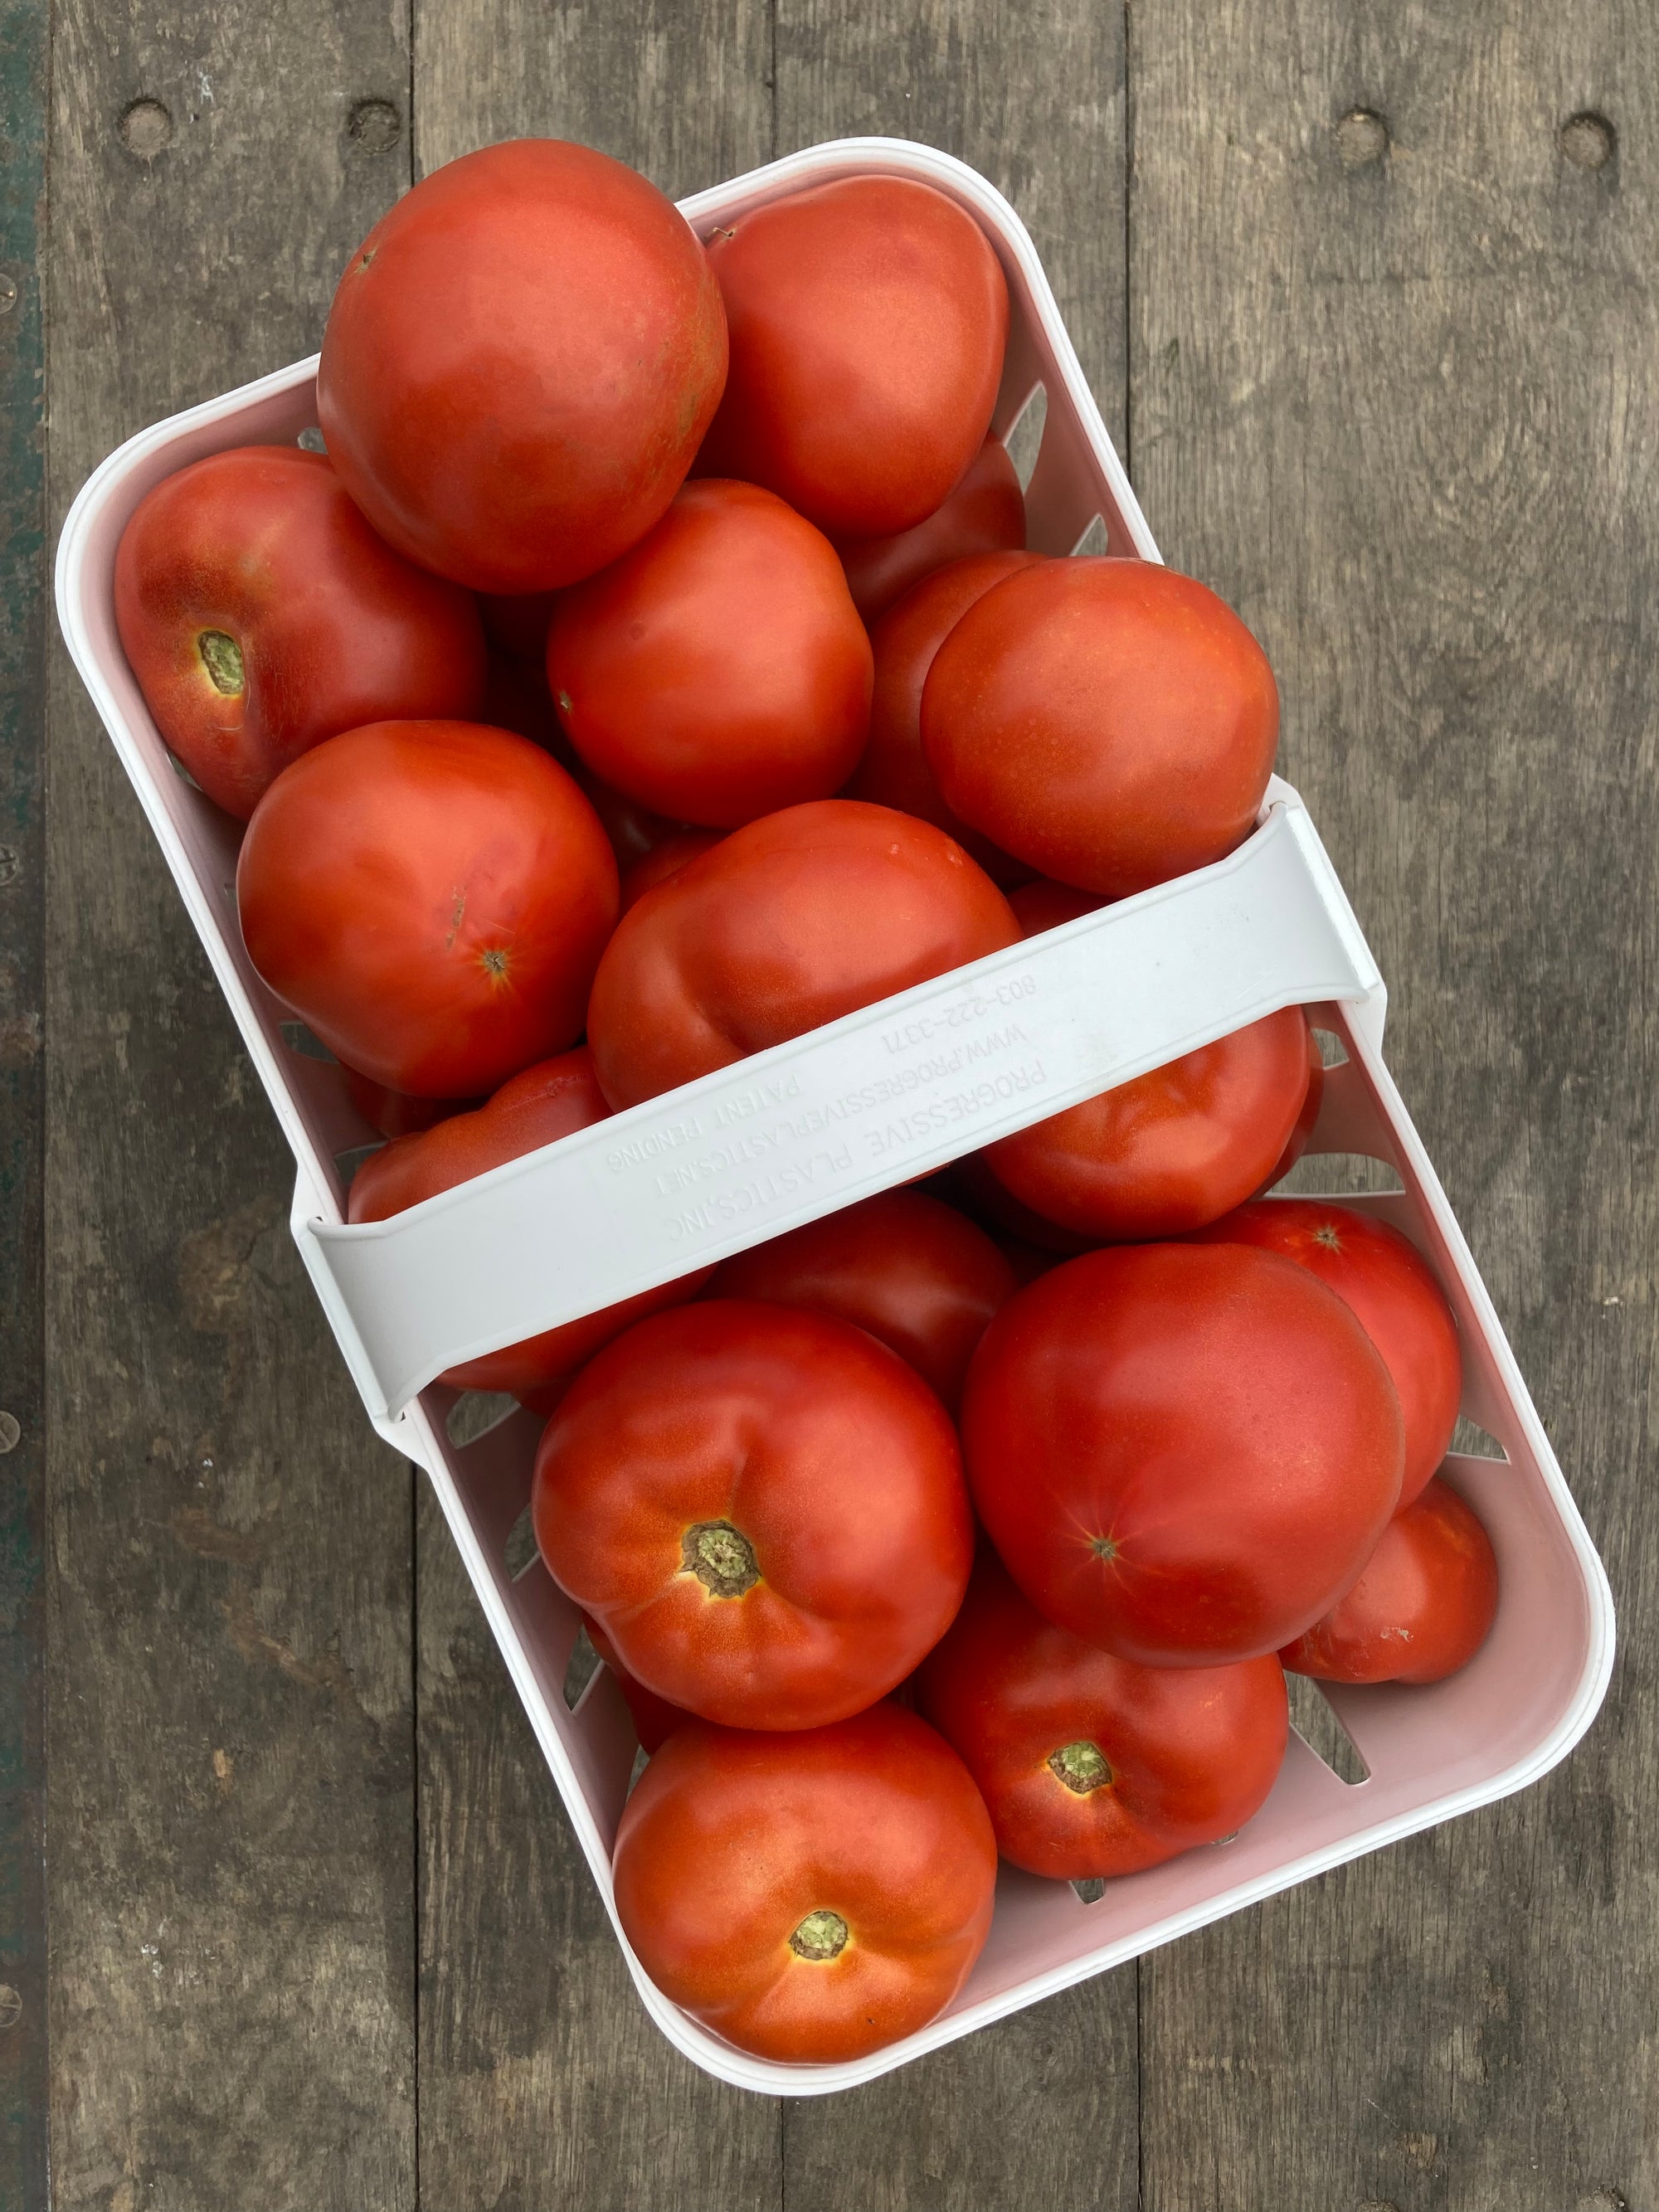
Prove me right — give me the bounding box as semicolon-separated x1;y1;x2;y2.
299;800;1380;1421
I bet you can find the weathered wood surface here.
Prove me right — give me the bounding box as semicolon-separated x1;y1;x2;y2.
0;0;49;2203
34;2;1658;2209
1131;6;1657;2210
44;8;419;2209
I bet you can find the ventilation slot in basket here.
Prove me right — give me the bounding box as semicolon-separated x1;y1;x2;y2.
503;1502;540;1582
297;425;327;452
446;1389;519;1448
1070;514;1108;557
1070;1877;1107;1905
1003;382;1047;490
562;1621;601;1711
1449;1415;1509;1462
1286;1672;1370;1785
1311;1027;1350;1067
1275;1152;1405;1198
279;1019;336;1062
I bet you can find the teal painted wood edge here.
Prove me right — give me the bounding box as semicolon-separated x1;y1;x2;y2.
0;0;48;2203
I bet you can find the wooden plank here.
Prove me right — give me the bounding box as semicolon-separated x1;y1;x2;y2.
408;16;786;2205
45;10;422;2208
0;0;50;2201
771;12;1141;2206
1131;5;1659;2207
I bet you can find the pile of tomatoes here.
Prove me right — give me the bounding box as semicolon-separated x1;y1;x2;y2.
114;139;1501;2067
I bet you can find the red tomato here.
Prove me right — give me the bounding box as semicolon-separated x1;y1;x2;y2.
113;447;487;819
612;1704;997;2062
702;1189;1015;1412
238;721;618;1096
1008;879;1108;936
844;550;1044;887
581;1614;688;1754
916;1551;1288;1879
838;438;1026;624
532;1300;974;1728
1186;1199;1462;1510
342;1065;476;1140
318;141;727;591
700;177;1010;538
348;1048;709;1393
922;560;1280;895
1280;1477;1498;1683
479;591;557;662
980;1009;1315;1242
619;828;723;912
586;799;1020;1110
961;1243;1404;1664
547;480;873;827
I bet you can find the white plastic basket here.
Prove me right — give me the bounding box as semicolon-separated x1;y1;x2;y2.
56;137;1613;2096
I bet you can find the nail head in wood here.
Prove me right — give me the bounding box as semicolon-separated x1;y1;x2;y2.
119;99;173;159
347;100;402;158
1335;109;1389;168
1560;112;1616;171
0;1412;19;1454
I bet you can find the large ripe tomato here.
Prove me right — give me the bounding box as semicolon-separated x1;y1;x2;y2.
586;798;1019;1110
1280;1476;1498;1683
916;1551;1288;1879
838;437;1026;624
113;447;487;819
611;1704;997;2062
348;1048;708;1393
532;1300;974;1728
1187;1198;1462;1509
844;550;1044;887
318;140;727;591
699;177;1010;538
238;720;618;1096
547;479;873;827
961;1243;1404;1664
922;559;1280;895
702;1189;1015;1412
980;1009;1315;1242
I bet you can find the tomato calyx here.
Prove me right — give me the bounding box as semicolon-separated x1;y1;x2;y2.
197;629;244;696
1048;1739;1112;1795
1090;1535;1118;1562
681;1517;761;1597
1312;1223;1345;1252
789;1908;849;1962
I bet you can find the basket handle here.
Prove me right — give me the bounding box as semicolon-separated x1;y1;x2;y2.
294;790;1381;1422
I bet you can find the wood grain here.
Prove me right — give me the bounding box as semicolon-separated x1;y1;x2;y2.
408;13;784;2205
1130;5;1657;2207
45;7;420;2206
0;0;50;2201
